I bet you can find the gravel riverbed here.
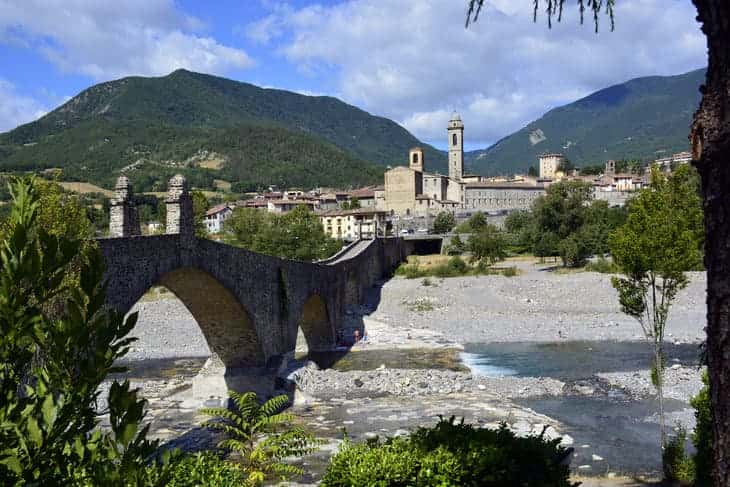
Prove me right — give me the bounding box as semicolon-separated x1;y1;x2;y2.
120;258;707;480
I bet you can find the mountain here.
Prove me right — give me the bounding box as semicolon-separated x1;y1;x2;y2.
465;68;705;175
0;69;446;191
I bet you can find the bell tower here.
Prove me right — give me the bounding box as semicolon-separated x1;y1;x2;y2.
448;112;464;181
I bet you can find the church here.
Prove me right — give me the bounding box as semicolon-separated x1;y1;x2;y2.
382;112;544;217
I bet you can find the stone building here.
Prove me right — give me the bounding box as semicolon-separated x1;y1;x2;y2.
539;153;566;179
463;183;544;211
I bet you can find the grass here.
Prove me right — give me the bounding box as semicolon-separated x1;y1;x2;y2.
402;297;436;312
395;255;520;279
585;256;621;274
58;181;114;198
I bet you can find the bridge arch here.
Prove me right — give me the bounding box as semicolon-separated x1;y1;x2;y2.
150;267;265;367
296;294;335;352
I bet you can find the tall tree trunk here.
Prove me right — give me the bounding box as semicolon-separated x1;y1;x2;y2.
691;2;730;485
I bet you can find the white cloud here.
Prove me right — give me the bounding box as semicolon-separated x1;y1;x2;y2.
253;0;705;147
0;80;49;132
0;0;254;80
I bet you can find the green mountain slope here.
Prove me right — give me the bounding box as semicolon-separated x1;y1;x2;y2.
465;68;704;175
0;69;445;191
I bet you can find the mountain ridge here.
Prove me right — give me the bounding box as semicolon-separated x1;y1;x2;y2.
464;68;705;175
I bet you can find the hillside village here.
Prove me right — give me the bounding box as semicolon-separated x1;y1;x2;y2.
201;111;692;242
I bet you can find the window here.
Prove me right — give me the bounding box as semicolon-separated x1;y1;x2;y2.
452;133;458;146
412;153;419;164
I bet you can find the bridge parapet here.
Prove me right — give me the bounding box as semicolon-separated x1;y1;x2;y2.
165;174;194;237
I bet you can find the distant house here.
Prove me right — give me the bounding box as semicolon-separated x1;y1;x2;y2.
204;203;234;234
266;199;318;214
318;208;388;241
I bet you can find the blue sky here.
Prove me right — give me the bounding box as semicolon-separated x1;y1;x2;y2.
0;0;706;150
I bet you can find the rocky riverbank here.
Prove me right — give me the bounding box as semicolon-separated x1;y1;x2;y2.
118;258;707;481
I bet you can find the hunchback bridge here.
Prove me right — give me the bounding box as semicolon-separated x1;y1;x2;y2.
99;176;412;398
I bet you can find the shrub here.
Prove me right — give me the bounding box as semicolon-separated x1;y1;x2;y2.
396;261;426;279
558;233;591;268
691;372;713;487
502;266;518;277
447;255;468;274
202;391;322;485
663;426;695;484
421;277;434;287
584;256;619;274
446;234;466;255
321;417;577;487
468;224;507;266
0;177;176;486
163;452;248;487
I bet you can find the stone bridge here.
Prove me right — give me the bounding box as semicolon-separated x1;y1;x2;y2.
99;176;410;397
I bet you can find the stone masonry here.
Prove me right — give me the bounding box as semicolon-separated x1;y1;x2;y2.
100;175;409;376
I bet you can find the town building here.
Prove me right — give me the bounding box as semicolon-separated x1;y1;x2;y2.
203;203;235;234
539;153;566;179
318;208;389;241
654;151;692;172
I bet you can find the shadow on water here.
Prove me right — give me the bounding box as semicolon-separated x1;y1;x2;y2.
462;341;702;380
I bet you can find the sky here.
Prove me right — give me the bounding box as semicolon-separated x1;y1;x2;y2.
0;0;707;151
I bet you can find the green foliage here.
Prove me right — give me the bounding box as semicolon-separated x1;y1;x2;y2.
609;165;704;444
502;265;518;277
432;211;456;234
445;234;466;255
584;256;620;274
191;190;209;237
467;223;507;266
322;416;577;487
162;452;249;487
222;205;342;261
341;198;361;210
523;181;626;266
0;177;175;486
691;372;713;487
201;391;322;486
662;427;695;484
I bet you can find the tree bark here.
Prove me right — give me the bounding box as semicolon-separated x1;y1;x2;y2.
691;2;730;485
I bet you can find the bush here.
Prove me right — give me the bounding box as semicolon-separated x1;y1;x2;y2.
584;256;619;273
446;234;466;255
163;452;248;487
321;417;577;487
502;266;518;277
691;372;713;487
558;233;591;268
663;427;695;484
395;261;426;279
0;177;176;485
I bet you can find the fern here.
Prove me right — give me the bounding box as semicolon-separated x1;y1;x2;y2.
202;390;323;485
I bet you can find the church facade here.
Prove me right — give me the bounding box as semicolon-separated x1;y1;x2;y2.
382;113;546;217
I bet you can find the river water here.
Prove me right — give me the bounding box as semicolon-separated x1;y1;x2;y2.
461;341;702;476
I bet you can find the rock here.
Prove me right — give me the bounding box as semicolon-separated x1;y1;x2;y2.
592;454;604;461
671;364;682;370
353;378;364;388
477;384;487;390
577;465;592;471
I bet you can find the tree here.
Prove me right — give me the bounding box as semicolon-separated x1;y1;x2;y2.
432;211;456;234
467;224;507;267
341;197;361;210
467;3;730;483
222;205;342;261
201;391;321;485
531;180;593;265
191;190;209;237
527;165;539;177
609;166;703;447
0;177;174;485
